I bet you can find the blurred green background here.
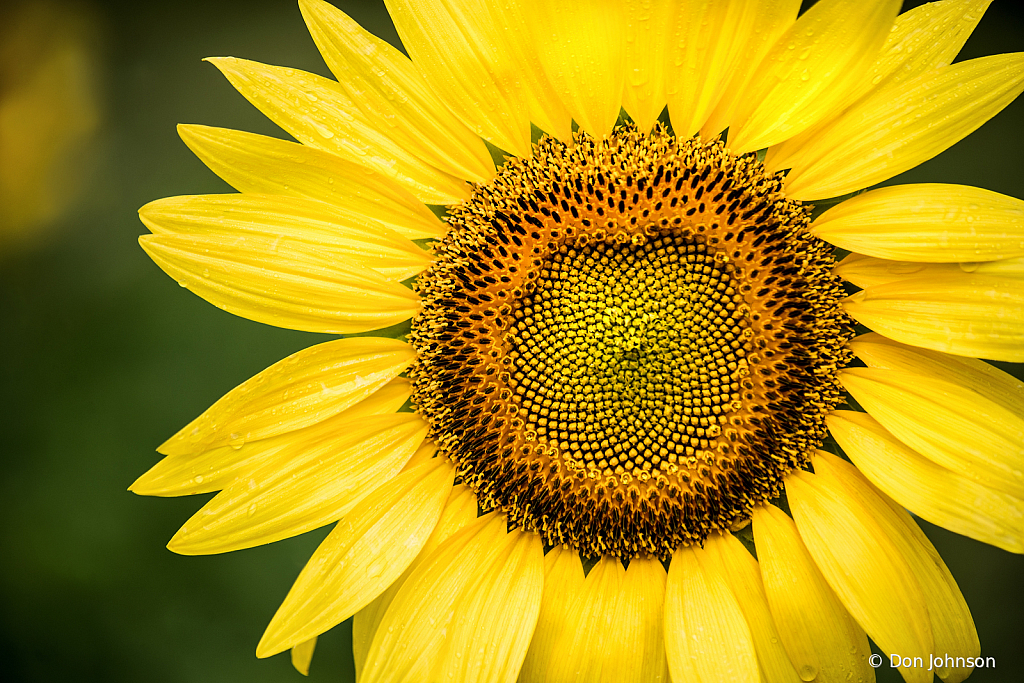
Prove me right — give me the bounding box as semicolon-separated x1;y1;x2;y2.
1;1;1022;681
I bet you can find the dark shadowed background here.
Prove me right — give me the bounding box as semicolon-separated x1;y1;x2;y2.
1;0;1022;681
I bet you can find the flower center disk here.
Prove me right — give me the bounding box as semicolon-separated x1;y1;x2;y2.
411;126;852;559
510;237;744;476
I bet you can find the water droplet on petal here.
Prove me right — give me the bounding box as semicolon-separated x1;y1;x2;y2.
312;122;335;139
799;664;818;681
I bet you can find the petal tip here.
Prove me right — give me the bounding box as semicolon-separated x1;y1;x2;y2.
255;634;284;660
166;527;205;556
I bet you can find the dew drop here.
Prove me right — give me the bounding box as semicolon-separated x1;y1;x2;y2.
313;122;335;139
889;262;925;275
798;664;818;681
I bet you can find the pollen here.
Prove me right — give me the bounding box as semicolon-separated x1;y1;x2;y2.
410;125;852;559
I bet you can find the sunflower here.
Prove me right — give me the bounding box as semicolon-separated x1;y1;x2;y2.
133;0;1024;681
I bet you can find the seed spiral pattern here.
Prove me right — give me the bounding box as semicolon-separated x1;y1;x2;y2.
508;237;746;481
410;125;852;559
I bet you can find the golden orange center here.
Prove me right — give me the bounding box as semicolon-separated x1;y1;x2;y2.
410;125;852;559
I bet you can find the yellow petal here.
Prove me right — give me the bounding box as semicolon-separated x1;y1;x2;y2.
206;59;468;205
297;0;495;181
766;0;993;171
621;0;674;133
165;337;412;457
853;0;991;102
141;193;431;281
813;183;1024;262
664;0;761;139
532;557;618;683
840;366;1024;498
698;531;802;683
535;556;624;682
485;0;573;141
786;466;934;683
849;332;1024;418
971;256;1024;279
206;57;472;204
257;456;455;657
835;254;1024;289
701;0;801;140
878;496;980;683
781;53;1024;200
828;410;1024;554
382;0;530;157
833;253;1024;290
525;0;625;139
751;504;873;683
664;544;759;683
139;231;419;335
843;275;1024;362
361;514;543;683
433;529;543;683
351;484;479;680
396;438;438;473
835;253;958;290
810;451;980;683
727;0;901;153
517;545;584;683
167;413;427;555
290;637;316;676
132;377;410;497
176;124;445;238
522;555;668;683
613;556;670;683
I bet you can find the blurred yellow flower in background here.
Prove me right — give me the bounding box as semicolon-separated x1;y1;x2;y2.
0;0;101;255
